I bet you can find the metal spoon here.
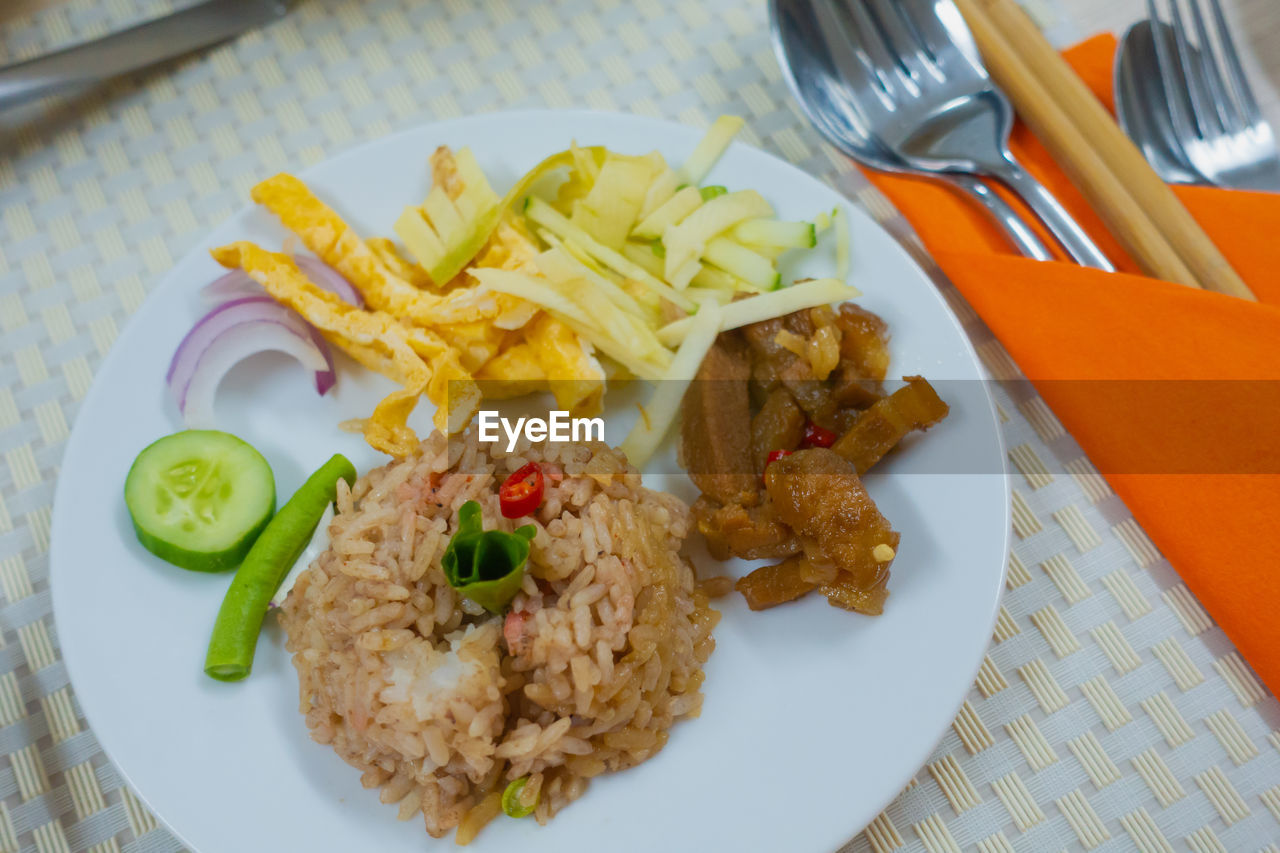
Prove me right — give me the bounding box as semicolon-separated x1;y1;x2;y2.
770;0;1052;261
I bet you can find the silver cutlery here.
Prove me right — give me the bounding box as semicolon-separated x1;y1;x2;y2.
1120;0;1280;192
772;0;1112;269
1115;21;1206;184
0;0;288;113
770;0;1051;261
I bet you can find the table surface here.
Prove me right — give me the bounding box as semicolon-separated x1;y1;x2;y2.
2;1;1280;852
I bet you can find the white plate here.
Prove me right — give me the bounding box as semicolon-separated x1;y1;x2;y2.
50;111;1009;853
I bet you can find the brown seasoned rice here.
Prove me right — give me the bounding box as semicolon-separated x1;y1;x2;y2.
279;430;718;842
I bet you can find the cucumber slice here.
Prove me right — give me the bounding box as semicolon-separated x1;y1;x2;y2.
124;430;275;572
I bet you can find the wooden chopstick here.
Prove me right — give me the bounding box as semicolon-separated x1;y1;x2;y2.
950;0;1198;289
952;0;1257;301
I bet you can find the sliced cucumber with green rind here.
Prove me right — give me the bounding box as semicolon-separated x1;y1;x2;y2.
124;430;275;572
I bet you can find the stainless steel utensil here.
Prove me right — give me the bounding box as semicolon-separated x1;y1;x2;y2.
1137;0;1280;191
1116;21;1207;184
0;0;288;113
770;0;1052;260
774;0;1112;269
873;0;1113;268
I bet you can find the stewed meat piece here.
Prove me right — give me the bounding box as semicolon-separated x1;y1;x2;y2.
680;332;758;507
763;448;900;615
832;376;950;474
692;497;800;561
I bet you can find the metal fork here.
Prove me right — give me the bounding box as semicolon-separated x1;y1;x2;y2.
1144;0;1280;191
795;0;1112;269
770;0;1052;260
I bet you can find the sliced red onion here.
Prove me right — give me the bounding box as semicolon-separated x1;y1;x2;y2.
178;258;359;424
293;255;364;307
199;256;363;307
167;296;335;427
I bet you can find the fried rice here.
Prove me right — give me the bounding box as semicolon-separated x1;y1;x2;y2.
279;430;718;842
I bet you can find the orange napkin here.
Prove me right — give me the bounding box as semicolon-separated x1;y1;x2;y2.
861;34;1280;695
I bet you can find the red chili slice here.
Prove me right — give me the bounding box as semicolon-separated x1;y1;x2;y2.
801;421;837;448
765;449;793;466
762;449;793;484
499;462;544;519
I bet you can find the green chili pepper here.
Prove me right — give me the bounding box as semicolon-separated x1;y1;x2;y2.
441;501;535;613
502;776;537;818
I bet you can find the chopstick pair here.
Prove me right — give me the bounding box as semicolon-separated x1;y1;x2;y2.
953;0;1256;301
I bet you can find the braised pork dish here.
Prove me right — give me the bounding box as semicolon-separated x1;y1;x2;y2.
681;303;949;614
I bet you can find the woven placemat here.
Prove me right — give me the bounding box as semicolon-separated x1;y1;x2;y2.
2;1;1279;851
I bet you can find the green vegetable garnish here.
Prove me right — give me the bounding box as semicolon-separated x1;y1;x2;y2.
698;184;728;201
502;776;538;818
650;240;666;258
124;430;275;572
442;501;535;613
203;453;356;682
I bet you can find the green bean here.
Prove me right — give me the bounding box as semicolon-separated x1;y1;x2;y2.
204;454;356;681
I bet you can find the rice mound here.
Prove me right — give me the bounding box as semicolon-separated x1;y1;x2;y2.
279;430;719;840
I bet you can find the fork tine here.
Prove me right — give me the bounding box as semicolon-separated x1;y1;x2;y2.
774;0;874;148
894;0;986;78
1170;0;1223;135
807;0;896;121
1187;0;1238;131
863;0;939;83
1206;0;1263;124
1147;0;1200;144
840;0;918;97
